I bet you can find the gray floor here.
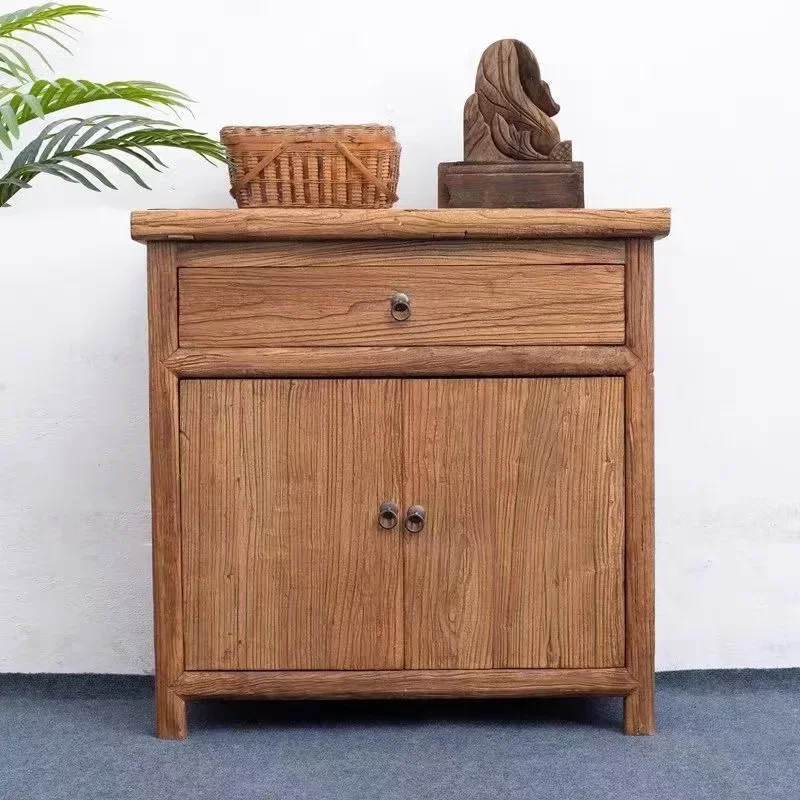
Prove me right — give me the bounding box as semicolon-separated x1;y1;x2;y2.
1;671;798;800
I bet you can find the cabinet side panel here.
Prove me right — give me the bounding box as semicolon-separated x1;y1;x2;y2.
147;242;186;739
624;238;656;735
181;379;403;670
403;378;625;669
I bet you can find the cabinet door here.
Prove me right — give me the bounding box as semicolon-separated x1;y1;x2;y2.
403;378;624;669
181;379;403;670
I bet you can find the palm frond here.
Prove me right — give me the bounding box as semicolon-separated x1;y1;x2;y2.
0;78;192;146
0;40;36;81
0;4;103;81
0;4;103;37
0;113;226;205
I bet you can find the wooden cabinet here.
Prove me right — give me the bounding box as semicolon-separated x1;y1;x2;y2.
133;208;670;739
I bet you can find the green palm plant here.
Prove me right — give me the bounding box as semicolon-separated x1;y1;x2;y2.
0;3;225;206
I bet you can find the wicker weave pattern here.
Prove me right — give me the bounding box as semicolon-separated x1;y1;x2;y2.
221;125;400;208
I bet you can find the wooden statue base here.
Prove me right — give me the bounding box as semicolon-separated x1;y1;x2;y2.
438;161;584;209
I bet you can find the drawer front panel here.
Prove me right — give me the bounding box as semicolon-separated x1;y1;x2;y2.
178;263;625;347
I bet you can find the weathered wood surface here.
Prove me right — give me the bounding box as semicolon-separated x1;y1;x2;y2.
444;39;585;209
623;238;656;735
439;161;584;209
131;208;671;241
181;379;403;671
403;378;625;669
139;212;668;738
177;263;625;347
174;668;638;699
464;39;568;162
177;238;626;268
165;345;639;379
147;242;186;740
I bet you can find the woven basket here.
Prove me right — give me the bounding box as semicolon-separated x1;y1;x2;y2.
221;124;400;208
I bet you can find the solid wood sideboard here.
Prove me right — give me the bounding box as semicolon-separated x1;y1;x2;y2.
132;208;670;739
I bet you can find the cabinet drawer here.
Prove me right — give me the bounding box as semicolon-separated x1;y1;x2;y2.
178;263;625;347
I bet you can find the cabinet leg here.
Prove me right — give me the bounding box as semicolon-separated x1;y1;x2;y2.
623;682;655;735
156;684;187;740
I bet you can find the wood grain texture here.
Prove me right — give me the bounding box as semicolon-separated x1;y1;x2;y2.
148;242;178;362
403;378;625;670
626;238;654;367
178;264;625;347
174;668;638;699
139;221;668;737
438;161;584;210
623;239;656;735
130;208;671;242
166;345;638;378
180;379;403;670
177;238;626;268
464;40;564;162
146;242;186;739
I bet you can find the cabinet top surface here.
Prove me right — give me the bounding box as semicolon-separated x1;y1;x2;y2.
130;207;670;243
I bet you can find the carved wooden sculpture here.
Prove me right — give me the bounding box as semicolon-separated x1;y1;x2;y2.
464;40;571;162
439;39;584;209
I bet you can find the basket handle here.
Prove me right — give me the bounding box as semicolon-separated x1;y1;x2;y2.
334;141;398;203
230;142;288;195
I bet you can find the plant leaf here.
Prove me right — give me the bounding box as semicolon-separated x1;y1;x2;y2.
0;40;35;80
0;4;104;78
85;149;150;188
0;113;225;205
1;175;31;188
0;5;103;37
11;78;193;127
19;91;44;118
59;154;116;188
0;103;20;141
6;32;53;71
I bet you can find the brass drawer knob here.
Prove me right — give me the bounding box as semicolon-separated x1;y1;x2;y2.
390;292;411;321
404;505;426;533
378;502;400;529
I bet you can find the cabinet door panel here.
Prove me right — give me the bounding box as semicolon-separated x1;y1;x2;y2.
403;378;624;669
181;379;403;670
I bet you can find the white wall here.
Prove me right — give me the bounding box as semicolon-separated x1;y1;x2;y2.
1;0;798;672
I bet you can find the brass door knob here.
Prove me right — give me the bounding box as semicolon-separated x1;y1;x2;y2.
378;502;400;529
390;292;411;321
404;505;426;533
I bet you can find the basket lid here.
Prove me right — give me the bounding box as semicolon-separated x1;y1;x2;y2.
221;124;397;146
